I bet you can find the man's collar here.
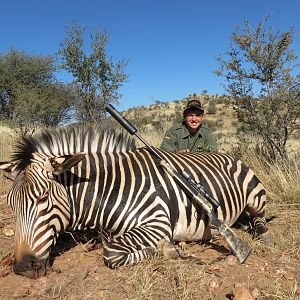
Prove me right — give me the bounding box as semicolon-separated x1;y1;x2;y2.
181;122;202;138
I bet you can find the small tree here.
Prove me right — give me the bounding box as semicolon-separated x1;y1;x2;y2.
0;48;54;118
215;16;300;161
0;49;74;135
13;83;76;134
58;21;128;124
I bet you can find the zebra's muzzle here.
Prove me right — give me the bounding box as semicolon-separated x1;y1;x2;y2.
13;255;50;279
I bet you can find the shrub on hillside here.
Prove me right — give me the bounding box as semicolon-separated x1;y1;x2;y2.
206;100;217;114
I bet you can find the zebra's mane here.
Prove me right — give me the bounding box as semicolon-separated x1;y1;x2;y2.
11;126;136;171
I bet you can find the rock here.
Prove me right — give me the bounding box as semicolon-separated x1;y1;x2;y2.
232;285;253;300
2;228;14;237
208;264;225;273
283;272;295;280
207;281;220;294
85;242;97;252
259;230;272;244
226;255;238;266
251;288;261;299
0;255;13;266
209;281;219;288
13;285;33;298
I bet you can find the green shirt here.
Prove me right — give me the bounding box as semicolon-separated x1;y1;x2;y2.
160;122;218;153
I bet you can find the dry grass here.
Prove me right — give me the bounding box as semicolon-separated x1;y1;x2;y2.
259;279;299;300
0;126;15;161
238;149;300;209
139;128;165;148
0;126;16;192
114;258;213;300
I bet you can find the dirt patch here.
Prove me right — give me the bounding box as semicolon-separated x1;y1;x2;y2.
0;190;299;299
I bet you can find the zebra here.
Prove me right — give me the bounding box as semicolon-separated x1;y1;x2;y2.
0;126;270;278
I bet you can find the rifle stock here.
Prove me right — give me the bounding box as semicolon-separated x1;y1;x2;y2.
105;104;251;263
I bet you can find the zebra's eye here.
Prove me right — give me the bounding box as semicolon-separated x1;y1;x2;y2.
37;192;49;203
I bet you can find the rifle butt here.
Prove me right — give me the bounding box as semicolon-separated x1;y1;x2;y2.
218;223;251;264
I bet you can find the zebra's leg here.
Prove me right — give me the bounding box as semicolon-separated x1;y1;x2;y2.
103;239;156;268
102;227;175;268
245;199;272;243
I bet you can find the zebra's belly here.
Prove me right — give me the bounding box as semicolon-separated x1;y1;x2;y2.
171;203;236;242
172;207;212;242
173;221;209;241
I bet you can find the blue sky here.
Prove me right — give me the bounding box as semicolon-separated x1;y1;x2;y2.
1;0;300;111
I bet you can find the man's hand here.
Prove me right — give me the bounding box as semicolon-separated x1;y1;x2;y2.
178;149;190;154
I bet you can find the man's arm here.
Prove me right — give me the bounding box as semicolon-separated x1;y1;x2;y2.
195;128;218;153
205;131;218;152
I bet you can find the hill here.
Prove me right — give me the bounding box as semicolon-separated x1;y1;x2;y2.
121;94;300;155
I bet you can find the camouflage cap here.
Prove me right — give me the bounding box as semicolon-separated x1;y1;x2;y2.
183;99;204;112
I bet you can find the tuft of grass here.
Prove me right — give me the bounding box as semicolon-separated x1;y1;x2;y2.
239;149;300;209
115;258;212;300
139;128;165;148
0;126;16;193
259;278;299;300
0;128;15;161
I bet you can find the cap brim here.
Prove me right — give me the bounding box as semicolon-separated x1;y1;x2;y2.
184;106;204;112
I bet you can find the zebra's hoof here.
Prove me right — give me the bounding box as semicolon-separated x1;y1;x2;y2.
259;230;272;244
157;239;179;259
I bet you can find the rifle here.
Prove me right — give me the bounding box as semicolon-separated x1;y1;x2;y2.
105;104;251;263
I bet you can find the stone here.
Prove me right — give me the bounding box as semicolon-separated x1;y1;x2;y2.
226;255;238;266
2;228;14;237
251;288;261;299
232;285;253;300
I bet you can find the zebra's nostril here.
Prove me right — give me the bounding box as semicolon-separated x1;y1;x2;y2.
31;259;41;269
14;254;42;274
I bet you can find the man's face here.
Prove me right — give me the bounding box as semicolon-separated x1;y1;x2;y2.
184;108;204;134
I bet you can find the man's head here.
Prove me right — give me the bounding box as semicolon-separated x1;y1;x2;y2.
183;99;204;135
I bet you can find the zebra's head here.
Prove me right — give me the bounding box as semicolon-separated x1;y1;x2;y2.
0;152;85;278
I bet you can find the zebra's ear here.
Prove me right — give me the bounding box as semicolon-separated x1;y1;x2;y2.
0;161;17;173
0;162;18;181
44;153;86;175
